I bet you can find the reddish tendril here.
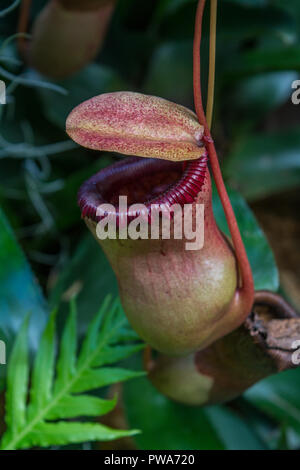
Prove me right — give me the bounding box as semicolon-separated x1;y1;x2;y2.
193;0;254;301
17;0;32;56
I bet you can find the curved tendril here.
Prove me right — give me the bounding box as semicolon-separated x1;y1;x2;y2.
193;0;254;303
143;345;155;373
206;0;217;130
254;291;299;319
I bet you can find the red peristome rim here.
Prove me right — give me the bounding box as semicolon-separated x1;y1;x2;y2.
78;154;208;224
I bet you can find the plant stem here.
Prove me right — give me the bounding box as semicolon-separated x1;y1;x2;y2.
206;0;217;130
193;0;254;305
17;0;31;56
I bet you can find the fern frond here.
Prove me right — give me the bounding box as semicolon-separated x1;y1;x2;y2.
0;296;144;450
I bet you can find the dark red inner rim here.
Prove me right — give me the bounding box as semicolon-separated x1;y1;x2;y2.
78;154;208;222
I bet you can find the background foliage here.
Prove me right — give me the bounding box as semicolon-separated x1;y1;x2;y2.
0;0;299;450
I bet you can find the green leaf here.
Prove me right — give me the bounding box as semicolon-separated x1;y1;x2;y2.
0;297;143;450
219;4;295;43
20;422;139;449
47;395;117;420
246;369;300;436
49;156;114;231
0;207;47;389
225;129;300;200
275;0;300;32
49;236;118;332
224;47;300;80
38;64;126;129
2;316;29;446
124;366;267;450
231;72;297;113
78;295;113;366
91;344;145;368
143;41;193;106
212;186;279;291
123;374;224;450
28;309;57;417
55;301;77;393
152;0;195;25
205;406;266;450
226;0;268;6
72;368;145;394
158;1;295;43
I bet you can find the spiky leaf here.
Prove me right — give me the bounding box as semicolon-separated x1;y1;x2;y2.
0;296;143;450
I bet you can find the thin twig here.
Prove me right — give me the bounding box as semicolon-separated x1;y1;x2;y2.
206;0;217;130
193;0;254;305
17;0;32;56
0;0;20;18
